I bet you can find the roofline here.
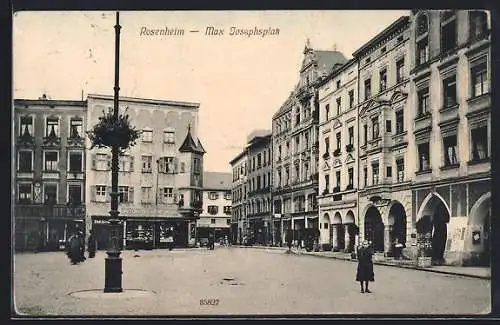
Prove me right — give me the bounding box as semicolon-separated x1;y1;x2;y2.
229;150;248;165
315;59;357;88
14;99;87;107
352;16;409;58
247;134;272;148
87;93;200;109
202;186;232;191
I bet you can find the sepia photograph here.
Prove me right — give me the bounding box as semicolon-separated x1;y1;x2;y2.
12;9;492;317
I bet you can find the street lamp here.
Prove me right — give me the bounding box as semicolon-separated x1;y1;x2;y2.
104;11;123;293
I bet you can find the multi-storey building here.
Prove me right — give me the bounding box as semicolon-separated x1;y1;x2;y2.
198;171;232;243
230;151;248;245
14;95;87;251
316;59;359;252
272;42;347;246
85;94;205;249
407;10;491;265
353;16;412;256
246;131;272;245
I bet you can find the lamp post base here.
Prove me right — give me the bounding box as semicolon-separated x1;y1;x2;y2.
104;251;123;293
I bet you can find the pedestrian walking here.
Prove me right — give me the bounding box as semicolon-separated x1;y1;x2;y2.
78;230;86;262
66;232;83;265
356;240;374;293
208;231;215;250
87;229;97;258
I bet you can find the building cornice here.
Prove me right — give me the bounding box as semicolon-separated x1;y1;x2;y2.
87;94;200;109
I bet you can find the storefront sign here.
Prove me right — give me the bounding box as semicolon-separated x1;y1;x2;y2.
93;219;110;224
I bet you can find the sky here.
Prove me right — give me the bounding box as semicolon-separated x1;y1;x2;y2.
13;10;409;174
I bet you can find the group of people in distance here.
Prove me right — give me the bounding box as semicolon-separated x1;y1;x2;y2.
66;229;97;265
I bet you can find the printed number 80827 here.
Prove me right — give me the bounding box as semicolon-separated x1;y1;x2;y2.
200;298;219;305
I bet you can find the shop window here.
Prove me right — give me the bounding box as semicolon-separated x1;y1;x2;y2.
471;125;488;161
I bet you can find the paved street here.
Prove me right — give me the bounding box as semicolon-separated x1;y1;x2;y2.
13;247;490;316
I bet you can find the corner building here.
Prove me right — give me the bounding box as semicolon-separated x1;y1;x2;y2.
407;10;491;265
230;150;248;245
272;42;347;245
85;94;205;249
316;59;359;252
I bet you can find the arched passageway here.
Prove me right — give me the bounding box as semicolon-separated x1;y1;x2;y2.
464;193;491;266
389;202;407;249
364;206;384;252
331;212;344;251
344;210;356;253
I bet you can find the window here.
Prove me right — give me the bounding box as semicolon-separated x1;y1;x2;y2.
224;206;231;215
396;58;405;83
348;168;354;188
324;137;330;154
365;57;371;64
163;131;175;144
417;14;429;36
396;159;405;182
194;158;201;174
335;170;341;188
257;176;261;189
164;187;174;199
19;116;33;137
363;167;368;187
45;117;59;138
285;167;289;185
324;174;330;193
386;120;392;133
470;11;488;40
348;90;354;108
118;186;131;203
68;184;82;204
363;124;368;145
443;75;457;108
18;150;32;172
471;125;488;161
417;38;429;65
372;117;379;139
443;134;458;166
159;157;175;174
69;118;83;138
336;97;341;115
208;206;219;215
395;110;404;134
295;112;300;126
211;218;216;224
336;132;341;150
44;183;57;204
379;68;387;92
141;187;152;204
68;152;83;173
142;130;153;142
96;185;107;202
119;155;134;172
418;88;429;116
372;163;379;185
336;80;341;89
364;78;372;100
18;183;32;203
209;192;219;200
441;12;457;53
95;153;109;171
325;104;330;120
142;155;152;173
418;142;430;171
304;132;309;148
348;126;354;145
278;145;282;160
227;219;231;225
257;153;262;168
44;151;58;171
386;166;392;178
471;61;488;97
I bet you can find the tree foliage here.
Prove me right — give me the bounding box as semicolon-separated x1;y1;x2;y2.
87;110;140;150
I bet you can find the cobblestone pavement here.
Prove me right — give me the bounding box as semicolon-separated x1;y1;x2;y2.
13;247;491;316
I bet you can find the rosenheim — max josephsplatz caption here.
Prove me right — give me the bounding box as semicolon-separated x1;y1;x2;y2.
139;26;280;37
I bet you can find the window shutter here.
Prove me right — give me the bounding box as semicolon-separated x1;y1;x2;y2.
129;156;134;172
91;185;96;202
173;157;179;174
173;188;178;203
107;155;112;170
106;186;111;202
129;187;134;203
91;154;96;170
158;187;164;204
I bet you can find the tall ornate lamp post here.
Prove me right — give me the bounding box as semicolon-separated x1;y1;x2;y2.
104;11;123;293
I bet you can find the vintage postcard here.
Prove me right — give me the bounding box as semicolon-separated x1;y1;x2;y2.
12;10;492;317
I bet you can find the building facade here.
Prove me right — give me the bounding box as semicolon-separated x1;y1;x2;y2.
354;16;412;255
407;10;491;265
246;132;272;245
272;42;347;246
316;59;360;252
85;94;205;249
230;151;248;245
198;171;232;243
14;96;87;251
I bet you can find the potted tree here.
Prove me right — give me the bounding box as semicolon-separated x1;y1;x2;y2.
87;109;140;151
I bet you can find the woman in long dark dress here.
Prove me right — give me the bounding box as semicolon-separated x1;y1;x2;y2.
87;230;97;258
356;240;374;293
67;233;82;265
